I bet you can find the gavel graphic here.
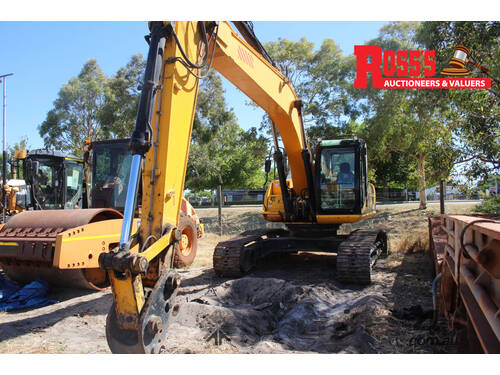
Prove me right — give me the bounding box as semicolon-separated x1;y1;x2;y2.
440;45;490;76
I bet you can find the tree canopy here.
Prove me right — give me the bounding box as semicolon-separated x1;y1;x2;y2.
260;21;497;208
32;22;497;203
261;37;354;147
358;22;461;208
38;56;268;192
186;70;268;191
417;21;500;179
99;54;146;139
39;59;108;156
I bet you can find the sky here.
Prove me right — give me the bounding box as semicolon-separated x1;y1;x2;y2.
0;21;388;150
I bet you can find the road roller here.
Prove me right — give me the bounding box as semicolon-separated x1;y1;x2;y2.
1;149;84;217
0;139;202;290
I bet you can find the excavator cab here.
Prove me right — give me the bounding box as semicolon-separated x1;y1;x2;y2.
23;150;84;210
314;138;372;215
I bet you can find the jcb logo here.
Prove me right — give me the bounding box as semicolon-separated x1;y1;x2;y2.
237;45;254;68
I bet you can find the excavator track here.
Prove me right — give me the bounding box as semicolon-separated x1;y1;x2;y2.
213;229;269;277
336;229;387;285
214;228;387;285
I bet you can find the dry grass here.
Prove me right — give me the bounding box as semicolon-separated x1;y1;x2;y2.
190;233;232;268
192;203;477;259
373;203;476;254
391;227;429;254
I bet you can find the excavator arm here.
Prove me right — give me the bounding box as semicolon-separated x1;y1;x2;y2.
100;21;311;353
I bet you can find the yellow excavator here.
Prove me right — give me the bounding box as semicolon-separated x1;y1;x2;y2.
100;21;387;353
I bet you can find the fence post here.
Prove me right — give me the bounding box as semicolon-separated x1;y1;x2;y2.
218;185;222;236
440;179;445;214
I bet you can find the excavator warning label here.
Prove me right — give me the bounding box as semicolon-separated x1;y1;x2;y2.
237;45;255;68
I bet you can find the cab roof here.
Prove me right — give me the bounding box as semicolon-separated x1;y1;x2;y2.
28;149;83;162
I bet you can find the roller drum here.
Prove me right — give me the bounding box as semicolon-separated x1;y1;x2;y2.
0;209;123;290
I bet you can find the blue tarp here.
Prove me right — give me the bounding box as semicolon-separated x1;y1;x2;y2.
0;275;58;312
0;273;19;300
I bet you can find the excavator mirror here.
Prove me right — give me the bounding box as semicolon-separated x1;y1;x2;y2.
264;158;272;173
83;150;89;165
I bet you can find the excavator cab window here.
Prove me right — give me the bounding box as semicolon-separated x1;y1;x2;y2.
315;140;364;214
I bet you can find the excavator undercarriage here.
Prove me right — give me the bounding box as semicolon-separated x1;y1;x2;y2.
214;227;388;284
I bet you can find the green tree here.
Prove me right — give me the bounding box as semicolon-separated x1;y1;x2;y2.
38;59;108;156
261;37;352;138
358;22;460;209
417;21;500;179
186;70;268;191
0;136;30;180
100;54;146;138
371;151;412;189
8;136;29;155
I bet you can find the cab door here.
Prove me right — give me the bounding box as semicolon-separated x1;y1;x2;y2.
314;140;364;215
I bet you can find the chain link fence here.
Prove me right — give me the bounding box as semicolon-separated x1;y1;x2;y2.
188;184;482;208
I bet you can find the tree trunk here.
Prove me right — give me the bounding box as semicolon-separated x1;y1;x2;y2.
417;154;427;209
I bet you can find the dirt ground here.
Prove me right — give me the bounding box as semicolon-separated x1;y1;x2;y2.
0;203;476;353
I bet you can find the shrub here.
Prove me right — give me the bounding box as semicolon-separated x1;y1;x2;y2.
475;195;500;214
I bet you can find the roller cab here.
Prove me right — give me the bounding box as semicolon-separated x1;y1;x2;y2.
23;149;84;210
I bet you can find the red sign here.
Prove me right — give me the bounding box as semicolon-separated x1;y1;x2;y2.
354;45;491;89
